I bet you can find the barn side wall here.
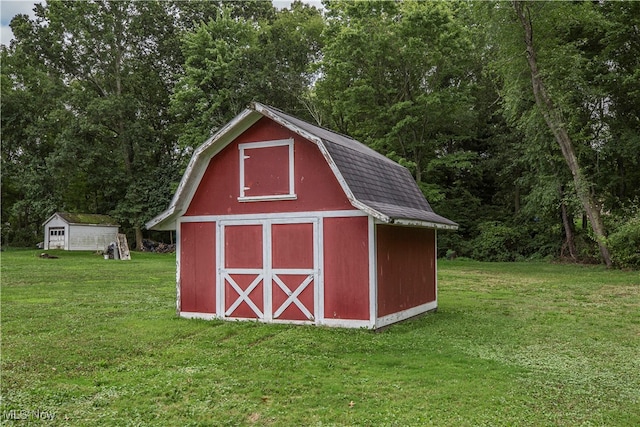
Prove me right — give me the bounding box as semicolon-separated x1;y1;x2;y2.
68;225;118;251
323;216;370;322
376;225;436;320
185;117;354;217
180;221;216;315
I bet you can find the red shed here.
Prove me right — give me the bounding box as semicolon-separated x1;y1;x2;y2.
147;103;457;329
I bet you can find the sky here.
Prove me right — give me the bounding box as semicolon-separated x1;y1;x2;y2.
0;0;323;47
0;0;38;46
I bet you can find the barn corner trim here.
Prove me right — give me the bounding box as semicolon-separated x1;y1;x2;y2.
146;102;458;231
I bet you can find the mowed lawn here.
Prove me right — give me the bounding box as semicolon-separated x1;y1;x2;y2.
1;250;638;426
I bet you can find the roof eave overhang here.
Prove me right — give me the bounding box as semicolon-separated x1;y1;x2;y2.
389;218;459;230
42;213;60;226
67;222;120;227
145;206;177;231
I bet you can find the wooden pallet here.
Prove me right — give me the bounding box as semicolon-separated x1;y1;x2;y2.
116;233;131;260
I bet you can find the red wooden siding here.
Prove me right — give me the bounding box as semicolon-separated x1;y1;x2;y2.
224;225;263;268
185;117;354;216
272;223;313;269
323;217;369;320
376;225;436;317
244;145;290;197
180;222;216;313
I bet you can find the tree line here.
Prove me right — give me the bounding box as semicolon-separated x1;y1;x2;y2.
2;0;638;268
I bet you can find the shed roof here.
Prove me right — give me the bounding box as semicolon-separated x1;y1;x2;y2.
44;212;119;227
147;102;457;230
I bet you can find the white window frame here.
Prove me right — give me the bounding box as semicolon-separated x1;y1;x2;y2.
50;227;65;236
238;138;296;202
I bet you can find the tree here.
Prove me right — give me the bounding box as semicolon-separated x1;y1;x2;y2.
511;1;612;266
6;0;185;249
171;1;324;152
317;1;477;190
1;41;65;245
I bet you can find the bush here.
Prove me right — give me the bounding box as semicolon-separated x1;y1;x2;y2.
607;214;640;269
470;219;560;262
472;221;526;262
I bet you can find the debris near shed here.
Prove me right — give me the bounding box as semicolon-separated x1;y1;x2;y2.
103;234;131;260
141;239;176;254
116;233;131;260
40;253;59;259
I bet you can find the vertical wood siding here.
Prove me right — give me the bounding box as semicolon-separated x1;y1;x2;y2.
180;222;216;314
376;225;436;317
323;216;370;320
68;225;118;251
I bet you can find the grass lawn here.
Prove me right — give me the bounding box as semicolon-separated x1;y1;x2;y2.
1;250;639;426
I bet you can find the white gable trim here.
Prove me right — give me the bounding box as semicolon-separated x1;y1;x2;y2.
390;218;459;230
146;109;262;230
146;103;448;231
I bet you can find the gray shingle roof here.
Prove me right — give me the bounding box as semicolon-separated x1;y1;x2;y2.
146;103;457;230
257;104;457;228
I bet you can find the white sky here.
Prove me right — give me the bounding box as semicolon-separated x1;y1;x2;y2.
0;0;323;47
0;0;39;46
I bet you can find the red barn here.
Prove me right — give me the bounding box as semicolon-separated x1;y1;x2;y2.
147;103;457;329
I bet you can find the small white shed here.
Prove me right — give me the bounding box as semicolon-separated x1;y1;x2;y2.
43;213;119;251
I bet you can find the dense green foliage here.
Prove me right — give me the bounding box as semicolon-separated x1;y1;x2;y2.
2;1;638;266
2;251;639;425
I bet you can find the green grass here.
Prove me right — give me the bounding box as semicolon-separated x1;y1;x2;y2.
1;250;639;426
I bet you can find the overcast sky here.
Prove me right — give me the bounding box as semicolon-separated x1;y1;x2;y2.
0;1;323;47
1;0;38;46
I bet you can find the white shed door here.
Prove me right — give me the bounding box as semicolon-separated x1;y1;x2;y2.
220;220;318;323
49;227;65;249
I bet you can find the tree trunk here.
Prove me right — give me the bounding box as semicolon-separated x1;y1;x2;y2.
135;226;144;251
513;1;612;267
560;187;577;261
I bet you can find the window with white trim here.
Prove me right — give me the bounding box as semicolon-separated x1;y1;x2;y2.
238;139;296;202
50;227;65;237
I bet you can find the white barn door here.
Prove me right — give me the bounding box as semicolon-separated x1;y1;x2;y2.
219;219;319;323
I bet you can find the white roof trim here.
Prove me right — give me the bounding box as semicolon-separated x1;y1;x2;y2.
391;218;459;230
42;213;61;226
146;109;261;230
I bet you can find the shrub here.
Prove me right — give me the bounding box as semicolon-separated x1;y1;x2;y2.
470;219;561;262
607;214;640;269
472;221;525;262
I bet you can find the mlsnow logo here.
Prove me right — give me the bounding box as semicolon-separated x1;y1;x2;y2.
3;409;56;421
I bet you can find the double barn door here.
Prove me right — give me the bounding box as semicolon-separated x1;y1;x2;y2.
220;219;319;323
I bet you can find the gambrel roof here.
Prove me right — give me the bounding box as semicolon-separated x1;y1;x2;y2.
147;102;457;231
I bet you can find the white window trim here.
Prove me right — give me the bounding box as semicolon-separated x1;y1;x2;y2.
238;138;296;202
